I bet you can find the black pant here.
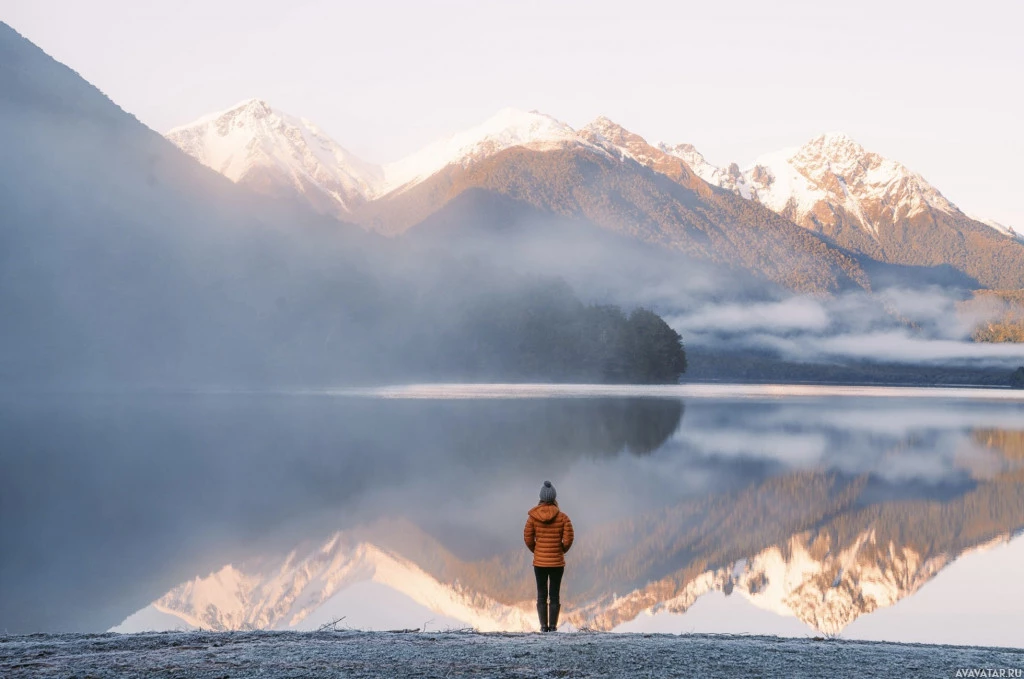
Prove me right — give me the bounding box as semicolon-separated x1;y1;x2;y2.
534;566;564;606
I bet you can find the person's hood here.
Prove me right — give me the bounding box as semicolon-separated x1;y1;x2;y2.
528;502;560;523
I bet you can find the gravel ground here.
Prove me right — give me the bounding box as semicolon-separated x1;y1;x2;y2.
2;630;1022;678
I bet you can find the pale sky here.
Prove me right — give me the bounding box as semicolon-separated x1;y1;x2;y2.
4;0;1022;227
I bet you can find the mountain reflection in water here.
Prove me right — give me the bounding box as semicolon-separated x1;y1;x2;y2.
1;389;1022;645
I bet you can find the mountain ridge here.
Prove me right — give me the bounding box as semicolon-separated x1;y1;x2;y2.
659;132;1024;289
167;102;1018;240
165;103;607;212
166;102;1024;292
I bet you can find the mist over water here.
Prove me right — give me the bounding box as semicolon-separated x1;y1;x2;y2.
403;212;1024;370
0;391;683;631
2;387;1022;647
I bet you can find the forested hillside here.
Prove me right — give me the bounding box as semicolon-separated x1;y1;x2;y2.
0;23;686;387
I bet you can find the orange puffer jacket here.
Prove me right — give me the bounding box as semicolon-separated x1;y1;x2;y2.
524;502;574;567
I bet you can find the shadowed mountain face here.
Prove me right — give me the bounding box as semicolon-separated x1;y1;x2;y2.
357;145;872;295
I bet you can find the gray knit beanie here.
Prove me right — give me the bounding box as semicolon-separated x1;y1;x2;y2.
539;480;557;503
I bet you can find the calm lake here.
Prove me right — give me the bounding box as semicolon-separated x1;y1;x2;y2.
2;384;1023;648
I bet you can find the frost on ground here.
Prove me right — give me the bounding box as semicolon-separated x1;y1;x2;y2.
2;631;1022;679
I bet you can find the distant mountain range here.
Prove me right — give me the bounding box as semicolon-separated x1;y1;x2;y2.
0;23;696;387
168;101;1024;292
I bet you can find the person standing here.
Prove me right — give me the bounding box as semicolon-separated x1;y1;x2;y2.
523;480;574;632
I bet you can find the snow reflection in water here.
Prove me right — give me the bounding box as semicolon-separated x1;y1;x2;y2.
2;385;1022;648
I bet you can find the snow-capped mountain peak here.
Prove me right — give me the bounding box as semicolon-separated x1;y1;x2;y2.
166;98;383;216
661;132;965;238
579;116;649;158
165;102;1019;251
579;116;650;150
166;98;274;135
379;108;582;193
784;131;957;216
167;105;598;206
798;130;864;157
581;115;627;138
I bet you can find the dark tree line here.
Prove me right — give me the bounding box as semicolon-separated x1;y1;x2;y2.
422;278;688;384
1012;367;1024;389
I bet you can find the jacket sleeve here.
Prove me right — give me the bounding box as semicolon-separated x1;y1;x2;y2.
561;514;575;553
524;516;536;552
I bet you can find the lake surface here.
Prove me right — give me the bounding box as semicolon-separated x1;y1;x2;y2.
2;384;1023;648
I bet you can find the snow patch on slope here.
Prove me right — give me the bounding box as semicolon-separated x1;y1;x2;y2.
657;143;753;198
379;108;587;194
741;146;822;216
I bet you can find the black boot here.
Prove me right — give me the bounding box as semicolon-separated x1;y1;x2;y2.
548;603;560;632
537;602;548;632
